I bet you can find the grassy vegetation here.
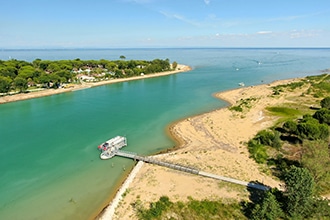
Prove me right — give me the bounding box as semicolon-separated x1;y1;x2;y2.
266;106;301;117
230;97;258;113
248;74;330;189
242;74;330;218
134;196;246;220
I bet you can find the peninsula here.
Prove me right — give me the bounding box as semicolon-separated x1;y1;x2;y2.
0;58;191;104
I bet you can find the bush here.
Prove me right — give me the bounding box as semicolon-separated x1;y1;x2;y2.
137;196;173;220
251;191;283;220
282;120;298;135
255;130;275;146
320;97;330;109
313;108;330;124
248;139;268;164
230;105;243;112
284;166;315;218
297;122;320;140
271;131;282;149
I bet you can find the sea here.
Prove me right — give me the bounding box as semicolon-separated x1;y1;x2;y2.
0;48;330;219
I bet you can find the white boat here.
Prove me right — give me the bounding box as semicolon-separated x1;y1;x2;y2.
97;136;127;160
238;82;245;87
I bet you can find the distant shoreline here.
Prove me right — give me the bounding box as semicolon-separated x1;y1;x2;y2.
0;64;191;104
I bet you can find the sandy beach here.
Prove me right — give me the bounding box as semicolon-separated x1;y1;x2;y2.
100;78;305;219
0;64;191;104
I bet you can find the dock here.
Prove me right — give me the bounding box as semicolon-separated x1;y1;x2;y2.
115;150;269;191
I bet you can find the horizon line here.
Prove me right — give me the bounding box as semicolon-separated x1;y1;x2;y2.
1;46;330;51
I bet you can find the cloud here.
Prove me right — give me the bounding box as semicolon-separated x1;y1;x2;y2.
289;29;321;39
267;11;326;23
257;31;273;35
160;11;201;27
204;0;211;5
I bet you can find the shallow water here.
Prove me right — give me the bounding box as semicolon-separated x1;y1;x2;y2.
0;48;330;219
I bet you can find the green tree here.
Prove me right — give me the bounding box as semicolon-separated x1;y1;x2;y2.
255;130;275;146
302;140;330;193
313;108;330;124
172;61;178;69
247;139;268;163
13;77;28;92
17;65;35;79
318;123;329;140
271;131;282;149
50;74;61;82
251;191;283;220
282;120;298;135
54;70;72;82
301;113;315;123
47;63;61;73
297;121;320;140
320;96;330;109
0;76;12;93
38;60;51;70
119;55;126;60
284;166;315;218
0;66;17;79
37;73;51;86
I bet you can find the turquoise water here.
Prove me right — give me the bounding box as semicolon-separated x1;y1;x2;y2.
1;48;330;219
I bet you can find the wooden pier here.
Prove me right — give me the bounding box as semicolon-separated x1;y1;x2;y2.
115;150;269;191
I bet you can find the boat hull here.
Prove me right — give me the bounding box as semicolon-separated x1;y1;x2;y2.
98;136;127;160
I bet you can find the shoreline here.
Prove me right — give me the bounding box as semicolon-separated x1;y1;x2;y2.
0;64;191;104
100;77;304;219
96;161;145;220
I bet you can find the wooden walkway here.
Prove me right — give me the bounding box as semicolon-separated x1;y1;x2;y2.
115;150;269;191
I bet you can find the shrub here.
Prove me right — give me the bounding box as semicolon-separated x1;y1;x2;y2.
313;108;330;124
284;166;315;218
282;120;298;135
251;191;283;220
320;97;330;109
255;130;274;146
271;131;282;149
297;122;320;140
230;105;243;112
248;139;268;164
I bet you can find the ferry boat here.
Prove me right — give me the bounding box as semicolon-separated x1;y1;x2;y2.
97;136;127;160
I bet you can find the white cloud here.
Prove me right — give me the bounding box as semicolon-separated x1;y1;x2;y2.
289;29;321;39
160;11;201;27
267;11;325;23
204;0;211;5
257;31;273;35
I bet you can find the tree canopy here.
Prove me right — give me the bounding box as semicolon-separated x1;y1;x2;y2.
320;96;330;109
0;58;176;94
284;166;315;218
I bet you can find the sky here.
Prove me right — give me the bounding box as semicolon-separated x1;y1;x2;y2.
0;0;330;48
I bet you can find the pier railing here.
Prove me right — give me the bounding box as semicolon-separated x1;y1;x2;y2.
117;150;199;175
115;150;269;191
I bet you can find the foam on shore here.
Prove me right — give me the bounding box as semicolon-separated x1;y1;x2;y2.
97;161;144;220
